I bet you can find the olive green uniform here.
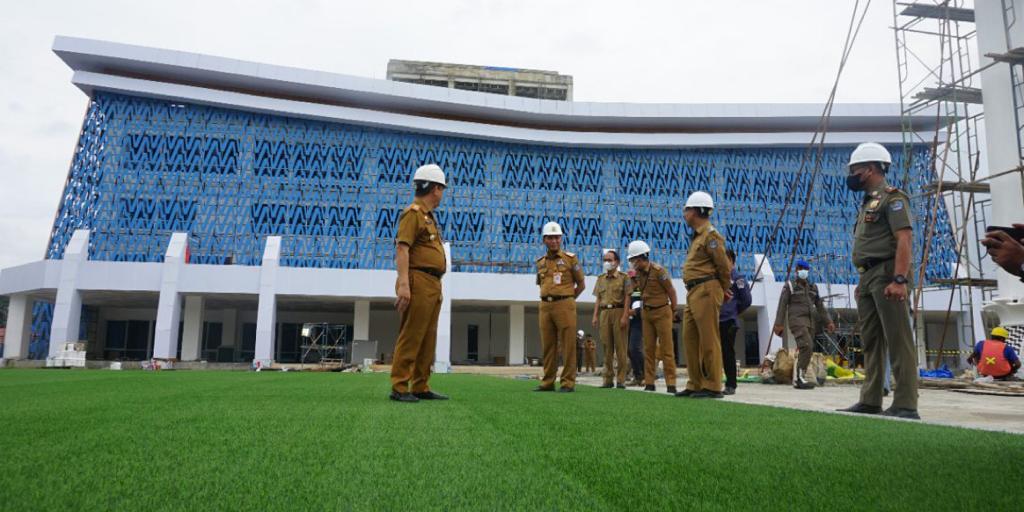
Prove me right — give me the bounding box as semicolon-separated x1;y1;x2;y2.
536;250;585;389
776;279;832;373
853;181;918;410
682;224;732;393
391;198;446;395
594;269;630;386
635;263;677;387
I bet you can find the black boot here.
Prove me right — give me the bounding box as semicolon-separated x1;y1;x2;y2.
837;403;882;414
389;391;419;403
643;384;656;391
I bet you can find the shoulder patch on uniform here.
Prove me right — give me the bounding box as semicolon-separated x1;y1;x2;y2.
409;204;421;212
565;252;576;258
890;200;905;212
736;278;747;288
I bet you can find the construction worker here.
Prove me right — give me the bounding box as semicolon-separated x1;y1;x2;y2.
837;142;920;420
592;249;631;389
968;327;1021;380
719;249;752;395
772;258;836;390
534;221;586;392
627;240;678;393
390;164;449;403
677;191;733;399
627;287;645;386
584;334;597;373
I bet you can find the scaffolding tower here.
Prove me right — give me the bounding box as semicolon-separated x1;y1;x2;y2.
893;1;995;368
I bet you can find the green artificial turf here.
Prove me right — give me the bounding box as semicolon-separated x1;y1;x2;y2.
0;370;1021;511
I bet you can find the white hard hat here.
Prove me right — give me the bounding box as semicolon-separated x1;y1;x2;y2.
542;221;563;236
627;240;651;259
685;191;715;209
577;330;585;337
413;163;446;186
848;142;892;171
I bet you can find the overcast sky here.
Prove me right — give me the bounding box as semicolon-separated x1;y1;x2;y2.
0;0;928;269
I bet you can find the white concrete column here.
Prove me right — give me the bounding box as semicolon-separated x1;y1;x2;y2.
509;304;525;365
153;233;189;360
49;229;90;358
180;295;205;361
3;294;33;360
977;0;1024;303
354;300;370;340
753;254;784;362
434;242;453;373
221;309;237;348
254;236;281;367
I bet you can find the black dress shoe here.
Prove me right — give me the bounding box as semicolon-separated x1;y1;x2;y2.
723;387;736;395
643;384;656;391
616;384;626;389
691;389;724;399
666;386;677;394
533;385;555;392
557;386;575;393
674;389;694;397
599;383;614;389
837;403;882;414
794;381;816;390
389;391;419;403
883;407;921;420
413;391;449;400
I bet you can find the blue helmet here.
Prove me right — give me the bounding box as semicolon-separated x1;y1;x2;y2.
795;259;810;269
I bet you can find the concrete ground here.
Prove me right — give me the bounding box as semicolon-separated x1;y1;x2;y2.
451;365;1024;435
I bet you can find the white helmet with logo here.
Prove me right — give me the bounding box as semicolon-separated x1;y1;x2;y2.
413;163;447;186
685;191;715;209
542;221;563;236
847;142;892;172
577;330;585;337
627;240;651;260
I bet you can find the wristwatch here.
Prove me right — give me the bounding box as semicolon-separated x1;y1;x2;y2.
893;274;908;285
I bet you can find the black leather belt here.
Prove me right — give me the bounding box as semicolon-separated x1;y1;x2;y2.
643;304;668;310
412;267;445;278
602;304;623;309
542;295;572;302
855;257;893;274
685;275;715;290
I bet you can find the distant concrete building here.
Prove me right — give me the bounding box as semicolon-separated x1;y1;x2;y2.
386;59;573;100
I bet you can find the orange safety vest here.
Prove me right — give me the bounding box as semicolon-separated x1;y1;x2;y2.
979;340;1012;377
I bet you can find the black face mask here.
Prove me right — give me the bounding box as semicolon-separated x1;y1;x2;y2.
846;173;866;191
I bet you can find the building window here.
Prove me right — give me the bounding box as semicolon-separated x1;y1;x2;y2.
479;83;509;95
467;325;479;362
104;320;153;361
453;81;480;91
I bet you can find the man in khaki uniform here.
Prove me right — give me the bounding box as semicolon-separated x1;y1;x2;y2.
534;221;586;392
627;240;679;394
677;191;733;399
592;249;631;389
584;334;597;373
390;164;449;403
773;258;836;389
838;143;919;419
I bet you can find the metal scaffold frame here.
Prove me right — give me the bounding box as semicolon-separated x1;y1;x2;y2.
893;0;994;368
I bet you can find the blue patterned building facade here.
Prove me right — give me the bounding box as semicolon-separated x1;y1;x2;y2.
20;91;956;357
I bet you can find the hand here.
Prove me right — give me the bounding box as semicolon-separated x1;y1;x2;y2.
724;289;734;302
773;325;784;337
826;322;836;333
591;316;599;329
982;229;1024;276
395;281;411;314
619;315;629;328
884;282;908;302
